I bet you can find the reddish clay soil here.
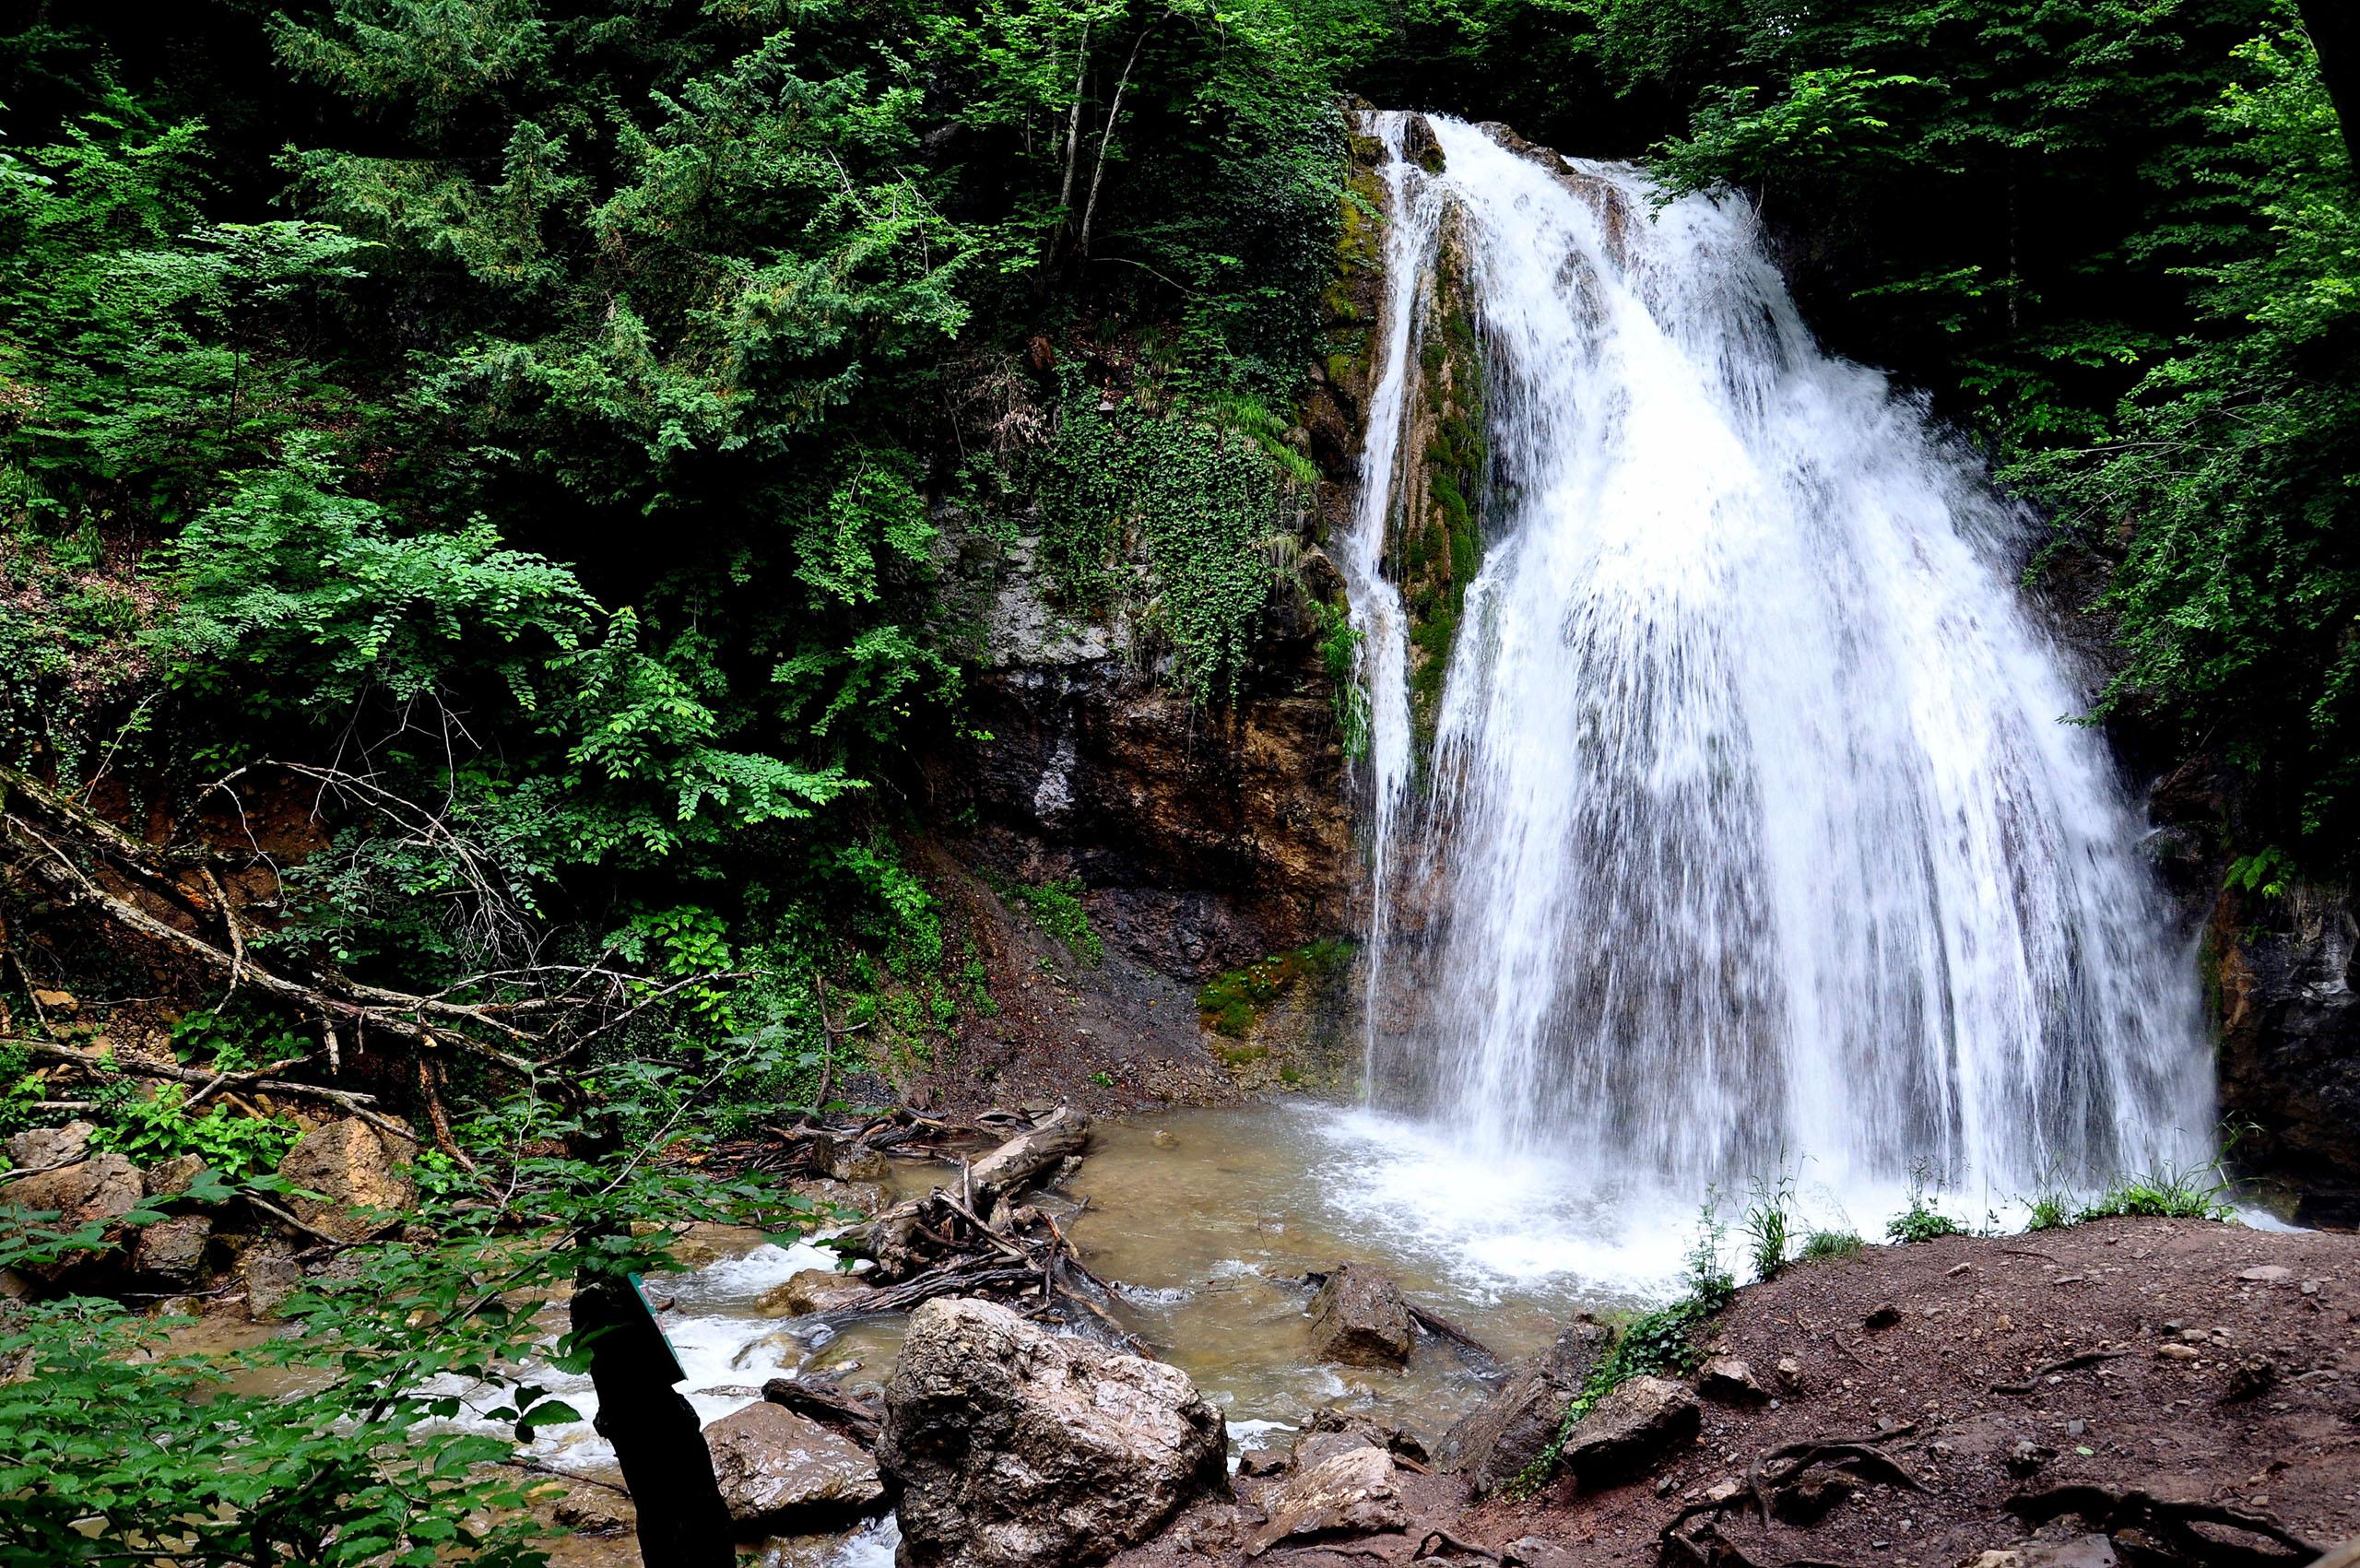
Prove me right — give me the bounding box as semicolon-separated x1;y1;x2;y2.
1136;1217;2360;1568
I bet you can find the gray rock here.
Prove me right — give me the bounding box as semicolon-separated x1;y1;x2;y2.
702;1400;884;1532
277;1117;417;1242
1244;1444;1403;1556
1308;1263;1411;1369
240;1245;306;1321
1436;1316;1608;1496
134;1215;212;1285
878;1296;1227;1568
1697;1357;1767;1404
6;1121;94;1171
2;1150;144;1275
1556;1376;1699;1487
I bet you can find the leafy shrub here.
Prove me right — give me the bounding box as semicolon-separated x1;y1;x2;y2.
87;1083;300;1182
1885;1194;1966;1244
1740;1162;1799;1280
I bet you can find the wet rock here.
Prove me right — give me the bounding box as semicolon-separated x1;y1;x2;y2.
1696;1357;1767;1404
1435;1316;1607;1495
1556;1376;1699;1487
134;1214;212;1285
142;1153;209;1199
1308;1263;1412;1369
276;1117;417;1243
703;1400;884;1532
2204;878;2359;1198
1244;1444;1403;1556
879;1296;1227;1568
756;1268;875;1318
553;1486;632;1535
240;1244;305;1320
6;1120;94;1171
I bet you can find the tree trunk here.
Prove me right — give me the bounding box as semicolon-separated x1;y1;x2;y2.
572;1273;736;1566
1079;29;1151;259
2300;0;2360;175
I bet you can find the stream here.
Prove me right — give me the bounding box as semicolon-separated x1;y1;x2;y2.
466;1099;1767;1563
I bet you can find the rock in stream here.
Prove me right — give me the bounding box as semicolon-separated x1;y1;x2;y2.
878;1295;1228;1568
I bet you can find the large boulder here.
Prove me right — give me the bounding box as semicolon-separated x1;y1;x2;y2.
702;1400;884;1533
6;1121;94;1172
878;1296;1228;1568
134;1215;213;1287
1557;1375;1699;1487
1435;1317;1610;1496
1;1150;144;1280
276;1117;417;1242
1307;1264;1411;1369
142;1154;210;1199
1245;1444;1404;1556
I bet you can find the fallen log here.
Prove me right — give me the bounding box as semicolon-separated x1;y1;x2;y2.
968;1105;1090;1215
760;1375;884;1448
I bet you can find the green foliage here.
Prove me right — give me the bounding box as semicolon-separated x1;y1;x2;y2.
2227;844;2297;900
2075;1158;2235;1222
1798;1228;1865;1262
1885;1168;1968;1244
1031;393;1307;702
86;1082;301;1183
1311;599;1370;758
1195;938;1351;1036
0;1075;811;1566
1740;1161;1798;1280
992;872;1104;967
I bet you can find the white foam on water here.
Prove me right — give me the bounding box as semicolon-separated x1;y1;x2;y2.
422;1237;850;1472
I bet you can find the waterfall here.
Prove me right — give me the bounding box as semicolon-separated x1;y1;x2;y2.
1347;115;2214;1205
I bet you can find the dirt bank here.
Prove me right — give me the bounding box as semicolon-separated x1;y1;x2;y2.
1126;1216;2360;1568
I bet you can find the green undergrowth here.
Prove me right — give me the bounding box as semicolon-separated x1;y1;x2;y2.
984;871;1103;968
1196;938;1353;1038
1799;1228;1865;1262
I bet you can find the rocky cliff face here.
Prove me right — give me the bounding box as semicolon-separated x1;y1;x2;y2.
2145;752;2360;1214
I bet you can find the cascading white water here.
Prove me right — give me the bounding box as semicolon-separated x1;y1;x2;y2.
1350;115;2215;1204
